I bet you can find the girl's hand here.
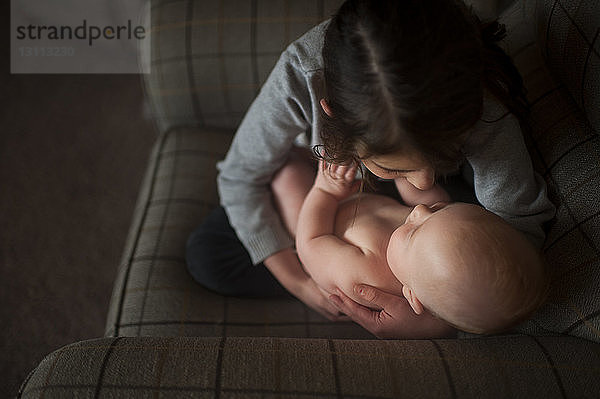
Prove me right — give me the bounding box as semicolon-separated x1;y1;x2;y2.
328;284;409;338
314;159;360;201
293;276;350;321
328;284;456;339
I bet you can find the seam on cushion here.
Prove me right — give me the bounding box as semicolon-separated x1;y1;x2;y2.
581;28;600;114
16;365;37;398
528;336;567;399
153;339;171;392
222;297;229;337
113;130;173;337
557;1;600;48
93;337;124;399
544;1;559;61
35;345;69;399
530;85;563;107
545;209;600;253
543;135;599;179
544;126;598;175
429;340;457;399
214;336;226;399
563;308;600;335
327;340;342;399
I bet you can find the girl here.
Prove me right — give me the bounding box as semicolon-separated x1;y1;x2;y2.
186;0;555;337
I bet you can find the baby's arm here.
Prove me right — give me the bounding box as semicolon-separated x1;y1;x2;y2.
296;161;367;290
298;162;455;338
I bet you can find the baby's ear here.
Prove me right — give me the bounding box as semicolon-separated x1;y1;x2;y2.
402;285;424;315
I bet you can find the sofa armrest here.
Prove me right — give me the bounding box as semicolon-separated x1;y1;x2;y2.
19;335;600;398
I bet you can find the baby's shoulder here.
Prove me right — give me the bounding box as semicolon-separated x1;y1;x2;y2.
338;193;408;225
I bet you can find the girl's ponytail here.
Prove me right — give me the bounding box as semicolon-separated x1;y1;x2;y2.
480;20;530;123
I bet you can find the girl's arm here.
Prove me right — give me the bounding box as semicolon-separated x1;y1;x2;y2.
464;98;555;248
217;22;330;266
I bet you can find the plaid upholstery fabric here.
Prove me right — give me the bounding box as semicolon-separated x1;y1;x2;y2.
104;127;373;339
109;0;600;341
534;0;600;133
142;0;345;134
107;0;373;339
495;0;600;342
19;0;600;397
18;335;600;398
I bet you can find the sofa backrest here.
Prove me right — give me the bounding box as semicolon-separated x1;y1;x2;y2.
141;0;344;134
140;0;514;135
534;0;599;133
500;0;599;341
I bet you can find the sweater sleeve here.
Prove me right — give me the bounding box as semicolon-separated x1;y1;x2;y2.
216;46;315;264
464;99;556;248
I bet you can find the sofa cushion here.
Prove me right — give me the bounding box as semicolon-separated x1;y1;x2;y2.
19;335;600;398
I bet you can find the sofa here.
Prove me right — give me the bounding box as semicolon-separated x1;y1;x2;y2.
19;0;600;397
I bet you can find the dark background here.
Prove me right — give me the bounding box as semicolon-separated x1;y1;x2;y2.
1;3;156;396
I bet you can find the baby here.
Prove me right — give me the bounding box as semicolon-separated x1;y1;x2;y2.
272;152;549;338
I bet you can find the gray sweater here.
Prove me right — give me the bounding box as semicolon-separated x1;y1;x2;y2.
217;21;556;264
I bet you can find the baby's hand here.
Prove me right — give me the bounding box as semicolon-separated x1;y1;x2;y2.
315;159;360;201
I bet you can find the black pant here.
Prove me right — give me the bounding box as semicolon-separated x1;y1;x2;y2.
185;207;288;297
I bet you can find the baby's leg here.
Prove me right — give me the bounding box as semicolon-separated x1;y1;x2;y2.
271;147;316;237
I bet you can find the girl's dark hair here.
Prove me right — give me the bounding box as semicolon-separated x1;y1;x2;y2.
320;0;528;175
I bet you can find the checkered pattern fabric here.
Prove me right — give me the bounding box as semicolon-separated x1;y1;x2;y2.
104;127;372;339
20;0;600;397
18;335;600;398
142;0;346;134
106;0;600;342
497;0;600;342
